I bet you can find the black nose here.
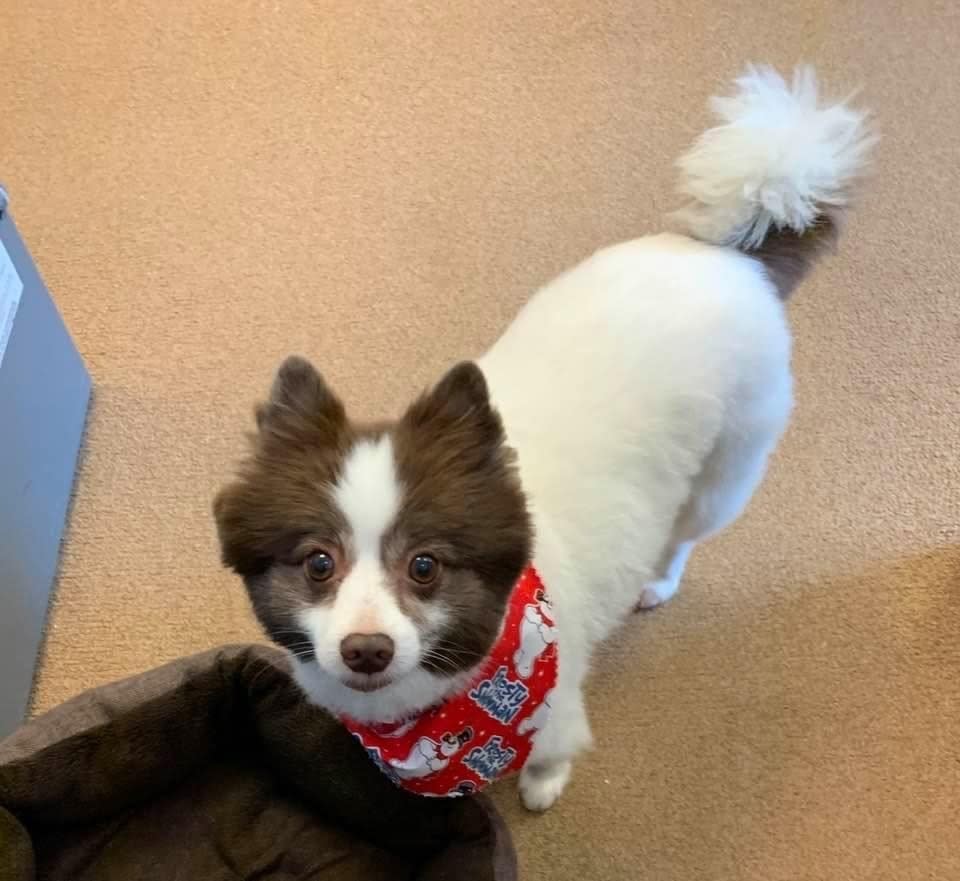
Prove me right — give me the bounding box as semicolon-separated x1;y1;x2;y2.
340;633;395;675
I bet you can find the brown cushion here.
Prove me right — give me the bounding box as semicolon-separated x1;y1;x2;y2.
0;645;516;881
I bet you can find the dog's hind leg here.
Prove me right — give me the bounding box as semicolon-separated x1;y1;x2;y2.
636;539;696;609
637;404;788;610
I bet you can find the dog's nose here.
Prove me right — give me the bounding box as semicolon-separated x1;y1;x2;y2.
340;633;395;674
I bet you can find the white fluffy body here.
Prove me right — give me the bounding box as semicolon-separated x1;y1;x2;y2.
480;235;792;809
482;65;870;810
292;65;872;810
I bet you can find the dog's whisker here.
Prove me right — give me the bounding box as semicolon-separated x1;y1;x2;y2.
246;658;279;693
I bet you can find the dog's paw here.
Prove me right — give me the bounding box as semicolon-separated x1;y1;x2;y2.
634;578;679;611
519;759;571;812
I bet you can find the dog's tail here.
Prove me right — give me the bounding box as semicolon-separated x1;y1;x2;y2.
672;65;875;298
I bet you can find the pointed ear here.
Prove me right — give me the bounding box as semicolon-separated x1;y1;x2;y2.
255;355;345;433
429;361;491;418
402;361;502;445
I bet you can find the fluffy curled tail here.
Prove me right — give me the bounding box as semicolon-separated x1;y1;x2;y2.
673;65;876;297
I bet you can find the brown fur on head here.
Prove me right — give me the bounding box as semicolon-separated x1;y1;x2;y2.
213;356;533;688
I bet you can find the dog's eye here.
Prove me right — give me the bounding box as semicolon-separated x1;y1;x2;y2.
304;551;336;582
409;554;440;585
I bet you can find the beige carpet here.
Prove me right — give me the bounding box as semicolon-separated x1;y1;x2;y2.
3;1;959;878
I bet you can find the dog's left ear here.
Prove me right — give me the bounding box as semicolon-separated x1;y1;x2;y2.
401;361;503;446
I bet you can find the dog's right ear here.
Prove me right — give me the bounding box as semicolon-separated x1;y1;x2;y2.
255;355;345;436
216;357;346;576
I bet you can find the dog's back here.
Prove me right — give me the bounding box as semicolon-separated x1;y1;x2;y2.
480;231;790;630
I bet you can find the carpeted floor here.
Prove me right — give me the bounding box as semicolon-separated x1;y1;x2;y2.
3;2;959;878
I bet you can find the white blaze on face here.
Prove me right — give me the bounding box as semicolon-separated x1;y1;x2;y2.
299;436;422;679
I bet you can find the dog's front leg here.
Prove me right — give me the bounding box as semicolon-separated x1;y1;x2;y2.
519;683;592;811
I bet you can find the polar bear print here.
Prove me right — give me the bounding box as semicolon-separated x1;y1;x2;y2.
390;728;474;779
517;688;554;736
514;601;558;678
390;737;451;779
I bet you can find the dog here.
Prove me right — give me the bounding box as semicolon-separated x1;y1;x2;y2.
214;65;873;811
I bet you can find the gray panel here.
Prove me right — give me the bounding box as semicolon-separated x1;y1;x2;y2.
0;201;91;737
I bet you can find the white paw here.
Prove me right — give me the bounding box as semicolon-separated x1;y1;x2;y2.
519;759;572;812
636;578;679;610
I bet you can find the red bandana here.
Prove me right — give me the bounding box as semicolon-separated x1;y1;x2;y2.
341;567;558;797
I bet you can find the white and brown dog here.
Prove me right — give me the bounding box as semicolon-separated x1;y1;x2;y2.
215;66;873;811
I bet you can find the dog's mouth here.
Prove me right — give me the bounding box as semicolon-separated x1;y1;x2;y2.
343;673;392;693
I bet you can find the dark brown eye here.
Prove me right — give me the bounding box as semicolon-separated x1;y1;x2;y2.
304;551;336;582
409;554;439;585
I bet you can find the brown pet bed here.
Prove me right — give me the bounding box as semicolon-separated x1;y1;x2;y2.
0;645;516;881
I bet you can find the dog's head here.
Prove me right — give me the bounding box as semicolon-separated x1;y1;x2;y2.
214;356;531;707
